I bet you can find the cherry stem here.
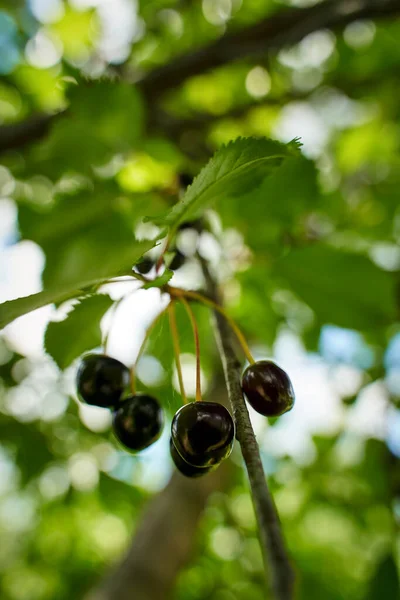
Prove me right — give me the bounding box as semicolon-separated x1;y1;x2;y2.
130;304;169;395
168;301;187;404
179;296;202;402
169;287;255;366
155;233;172;273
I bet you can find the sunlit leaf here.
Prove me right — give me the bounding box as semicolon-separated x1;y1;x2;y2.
150;137;300;230
44;294;114;369
0;238;152;328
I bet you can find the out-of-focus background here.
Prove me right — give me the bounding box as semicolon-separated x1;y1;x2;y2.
0;1;400;599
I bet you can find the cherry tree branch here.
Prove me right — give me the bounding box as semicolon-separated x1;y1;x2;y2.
139;0;400;98
1;0;400;154
201;259;295;600
0;113;58;154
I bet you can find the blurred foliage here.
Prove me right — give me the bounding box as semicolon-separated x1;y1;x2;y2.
0;1;400;600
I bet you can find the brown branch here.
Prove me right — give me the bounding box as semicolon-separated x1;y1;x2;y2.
0;113;57;153
1;0;400;154
139;0;400;98
201;259;295;600
155;63;400;140
85;470;229;600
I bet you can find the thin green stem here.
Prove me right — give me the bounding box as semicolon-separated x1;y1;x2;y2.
168;287;255;365
179;296;202;402
155;234;172;273
168;301;187;403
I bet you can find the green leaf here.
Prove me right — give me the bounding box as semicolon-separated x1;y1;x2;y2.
365;554;400;600
143;269;173;289
0;417;53;484
17;183;161;293
217;153;319;252
0;238;153;329
274;245;397;330
44;294;114;369
24;80;144;179
18;185;119;248
151;137;299;230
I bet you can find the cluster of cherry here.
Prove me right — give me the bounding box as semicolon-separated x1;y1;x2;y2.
76;352;294;478
76;188;294;478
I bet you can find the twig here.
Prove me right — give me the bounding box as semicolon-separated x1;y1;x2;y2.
200;259;295;600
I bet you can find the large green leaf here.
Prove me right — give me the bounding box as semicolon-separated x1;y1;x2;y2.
23;80;144;179
218;153;319;252
0;238;152;329
17;183;161;292
17;186;119;248
44;294;114;369
151;137;300;230
40;214;148;292
274;245;397;330
2;181;157;330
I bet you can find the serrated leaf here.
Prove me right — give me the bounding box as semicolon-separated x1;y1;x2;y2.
17;183;161;294
151;137;299;230
44;294;114;369
218;153;319;252
274;245;397;330
0;238;153;329
143;269;173;289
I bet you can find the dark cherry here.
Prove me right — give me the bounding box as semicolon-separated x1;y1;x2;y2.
241;360;295;417
178;218;204;233
135;257;154;274
169;439;215;478
76;354;130;408
171;402;235;468
112;394;163;452
169;249;186;271
179;173;193;189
